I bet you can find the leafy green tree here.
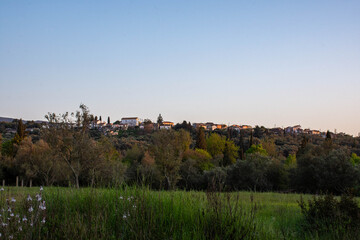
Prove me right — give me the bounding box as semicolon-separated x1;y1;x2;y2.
262;139;278;157
222;141;239;166
246;144;268;156
226;153;270;191
183;148;213;171
179;158;206;190
195;127;207;150
92;137;126;187
15;137;67;186
1;140;15;157
227;153;288;191
293;145;358;194
350;153;360;165
285;154;296;166
44;104;96;188
150;129;190;189
206;133;225;158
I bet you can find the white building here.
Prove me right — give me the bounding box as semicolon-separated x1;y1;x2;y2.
121;117;140;127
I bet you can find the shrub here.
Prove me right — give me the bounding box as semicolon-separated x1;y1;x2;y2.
298;193;360;239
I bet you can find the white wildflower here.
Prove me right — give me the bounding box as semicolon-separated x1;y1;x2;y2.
10;197;16;203
39;201;46;210
9;235;13;239
133;205;136;208
22;216;27;222
10;213;14;217
30;222;33;227
0;187;4;191
122;214;127;219
119;196;123;200
28;206;33;212
27;195;32;201
18;226;22;231
40;186;43;191
41;218;46;224
2;222;7;226
7;207;11;212
36;194;42;201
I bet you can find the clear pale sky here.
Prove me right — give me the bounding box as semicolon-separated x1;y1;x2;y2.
0;1;359;136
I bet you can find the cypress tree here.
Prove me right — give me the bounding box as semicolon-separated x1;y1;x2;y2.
16;119;26;140
107;116;110;124
249;130;253;147
99;116;102;122
196;127;207;150
157;114;163;125
326;130;332;140
239;130;245;159
324;130;333;151
297;136;309;157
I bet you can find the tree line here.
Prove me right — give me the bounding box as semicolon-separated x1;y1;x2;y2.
1;105;360;194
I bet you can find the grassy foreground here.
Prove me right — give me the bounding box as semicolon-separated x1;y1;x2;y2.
0;187;352;239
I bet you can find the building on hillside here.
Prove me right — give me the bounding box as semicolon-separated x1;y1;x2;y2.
193;123;206;129
240;125;252;130
160;121;174;130
269;127;283;135
109;131;118;136
216;124;227;130
285;125;302;134
229;125;240;131
303;129;320;135
205;122;216;131
121;117;140;127
119;123;128;130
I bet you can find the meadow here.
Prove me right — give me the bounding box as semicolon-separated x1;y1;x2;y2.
0;187;357;240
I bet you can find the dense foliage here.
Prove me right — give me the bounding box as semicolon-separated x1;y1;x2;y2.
1;105;360;195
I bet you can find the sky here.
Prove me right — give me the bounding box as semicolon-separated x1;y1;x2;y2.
0;0;359;136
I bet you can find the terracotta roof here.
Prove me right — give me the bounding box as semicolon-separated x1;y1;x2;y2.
121;117;138;120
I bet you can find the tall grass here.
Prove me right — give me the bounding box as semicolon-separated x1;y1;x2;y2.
41;187;258;240
1;187;358;239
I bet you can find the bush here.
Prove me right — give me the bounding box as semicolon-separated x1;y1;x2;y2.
298;193;360;239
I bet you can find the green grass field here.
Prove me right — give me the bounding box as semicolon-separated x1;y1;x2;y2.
0;187;356;240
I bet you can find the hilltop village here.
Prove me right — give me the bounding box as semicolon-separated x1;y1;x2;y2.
90;115;324;137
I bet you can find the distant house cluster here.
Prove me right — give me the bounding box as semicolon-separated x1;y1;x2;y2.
284;125;321;135
192;122;227;131
89;116;325;137
0;116;346;139
90;117;176;135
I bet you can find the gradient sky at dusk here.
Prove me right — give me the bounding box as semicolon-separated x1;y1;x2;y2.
0;1;359;135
